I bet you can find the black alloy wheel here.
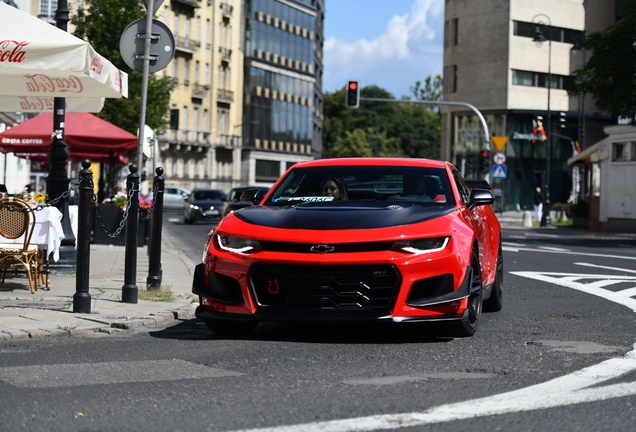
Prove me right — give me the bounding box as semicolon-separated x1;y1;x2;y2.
483;242;503;312
447;247;483;337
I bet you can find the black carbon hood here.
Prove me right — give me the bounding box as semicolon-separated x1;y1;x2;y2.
233;203;455;230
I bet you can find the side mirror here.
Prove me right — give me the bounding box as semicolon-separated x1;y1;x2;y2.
240;188;264;205
468;188;495;210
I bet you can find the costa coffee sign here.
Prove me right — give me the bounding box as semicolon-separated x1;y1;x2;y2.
23;73;84;94
0;40;29;63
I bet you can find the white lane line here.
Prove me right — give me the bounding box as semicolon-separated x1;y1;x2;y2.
225;345;636;432
502;246;636;261
574;262;636;274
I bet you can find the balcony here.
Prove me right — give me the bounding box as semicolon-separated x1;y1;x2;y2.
216;133;242;148
175;36;198;54
219;47;232;63
173;0;200;9
217;88;234;103
164;129;211;147
192;84;209;99
220;2;233;18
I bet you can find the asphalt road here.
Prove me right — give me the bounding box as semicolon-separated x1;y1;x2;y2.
0;223;635;432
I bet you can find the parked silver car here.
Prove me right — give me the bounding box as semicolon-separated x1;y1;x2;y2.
147;186;191;210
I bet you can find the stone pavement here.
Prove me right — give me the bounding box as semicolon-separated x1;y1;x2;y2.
0;233;198;340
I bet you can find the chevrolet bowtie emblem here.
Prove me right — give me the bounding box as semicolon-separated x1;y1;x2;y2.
310;244;335;253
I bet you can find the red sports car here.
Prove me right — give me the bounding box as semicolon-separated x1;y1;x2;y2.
192;158;503;337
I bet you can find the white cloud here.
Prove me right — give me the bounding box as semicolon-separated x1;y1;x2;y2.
323;0;444;97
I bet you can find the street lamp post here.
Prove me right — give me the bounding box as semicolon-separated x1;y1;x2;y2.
533;13;552;227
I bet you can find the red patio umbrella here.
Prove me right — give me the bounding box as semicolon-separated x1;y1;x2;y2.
0;112;137;162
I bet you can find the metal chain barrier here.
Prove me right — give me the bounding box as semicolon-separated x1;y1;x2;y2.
1;170;164;240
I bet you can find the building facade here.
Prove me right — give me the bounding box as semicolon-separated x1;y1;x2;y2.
442;0;621;212
240;0;324;185
155;0;324;193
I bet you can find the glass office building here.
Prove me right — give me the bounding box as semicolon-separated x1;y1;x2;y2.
242;0;324;174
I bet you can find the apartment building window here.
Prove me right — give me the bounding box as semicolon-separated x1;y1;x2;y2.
452;65;458;93
173;12;180;36
195;61;200;85
255;159;280;182
39;0;57;20
203;109;209;132
513;21;584;44
183;60;190;85
452;18;458;46
218;109;228;135
193;107;200;132
182;107;189;131
196;16;201;44
512;69;574;90
206;19;211;49
185;16;191;41
204;63;210;86
613;143;628;161
163;6;169;25
170;108;179;130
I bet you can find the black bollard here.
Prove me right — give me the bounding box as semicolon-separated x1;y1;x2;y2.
147;167;165;290
73;159;93;313
122;164;140;303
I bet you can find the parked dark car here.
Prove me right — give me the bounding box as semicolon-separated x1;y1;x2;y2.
222;186;270;217
183;189;227;224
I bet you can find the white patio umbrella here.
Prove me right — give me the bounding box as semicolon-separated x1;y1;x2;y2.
0;2;127;105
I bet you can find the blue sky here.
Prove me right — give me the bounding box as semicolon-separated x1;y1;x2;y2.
323;0;444;98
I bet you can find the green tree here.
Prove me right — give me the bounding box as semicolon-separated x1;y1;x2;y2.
571;0;636;124
323;79;441;160
72;0;176;135
409;74;443;113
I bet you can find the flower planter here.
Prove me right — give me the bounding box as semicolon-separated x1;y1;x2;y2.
92;204;148;246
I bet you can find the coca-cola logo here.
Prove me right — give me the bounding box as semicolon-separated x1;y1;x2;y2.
0;40;29;63
17;96;55;111
24;73;84;94
90;55;104;75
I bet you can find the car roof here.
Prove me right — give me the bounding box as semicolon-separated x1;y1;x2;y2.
290;157;450;169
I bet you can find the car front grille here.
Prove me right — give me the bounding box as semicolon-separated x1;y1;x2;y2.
250;264;400;310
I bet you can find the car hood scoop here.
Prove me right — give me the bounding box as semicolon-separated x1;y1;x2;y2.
233;203;455;230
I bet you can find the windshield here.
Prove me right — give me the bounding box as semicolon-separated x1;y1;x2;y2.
267;166;455;206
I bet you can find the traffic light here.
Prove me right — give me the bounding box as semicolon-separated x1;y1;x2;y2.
479;150;490;174
345;80;360;108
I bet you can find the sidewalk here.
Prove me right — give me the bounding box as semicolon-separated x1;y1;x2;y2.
0;233;198;340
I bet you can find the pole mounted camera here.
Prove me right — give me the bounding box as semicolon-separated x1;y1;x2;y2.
345;80;360;108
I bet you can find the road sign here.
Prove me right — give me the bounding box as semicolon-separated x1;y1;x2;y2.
493;151;507;165
142;0;165;14
119;19;175;74
492;164;507;179
492;136;509;152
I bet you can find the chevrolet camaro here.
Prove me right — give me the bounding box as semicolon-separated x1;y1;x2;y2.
192;158;503;337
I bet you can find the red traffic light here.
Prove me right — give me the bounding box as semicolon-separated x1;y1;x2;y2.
345;80;360;109
480;150;489;157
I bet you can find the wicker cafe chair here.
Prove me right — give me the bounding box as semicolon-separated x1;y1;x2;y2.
0;197;40;293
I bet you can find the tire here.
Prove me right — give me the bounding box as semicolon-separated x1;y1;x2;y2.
483;242;503;312
447;248;483;337
204;319;258;336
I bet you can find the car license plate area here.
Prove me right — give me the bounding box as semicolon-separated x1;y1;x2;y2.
249;264;400;309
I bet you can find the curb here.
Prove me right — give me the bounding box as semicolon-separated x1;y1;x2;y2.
0;306;197;340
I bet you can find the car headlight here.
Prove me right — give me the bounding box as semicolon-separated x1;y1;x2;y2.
190;204;200;210
216;235;262;254
392;236;450;255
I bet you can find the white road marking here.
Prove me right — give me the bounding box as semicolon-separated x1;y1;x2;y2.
511;271;636;312
574;262;636;274
502;245;636;261
224;252;636;432
226;345;636;432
